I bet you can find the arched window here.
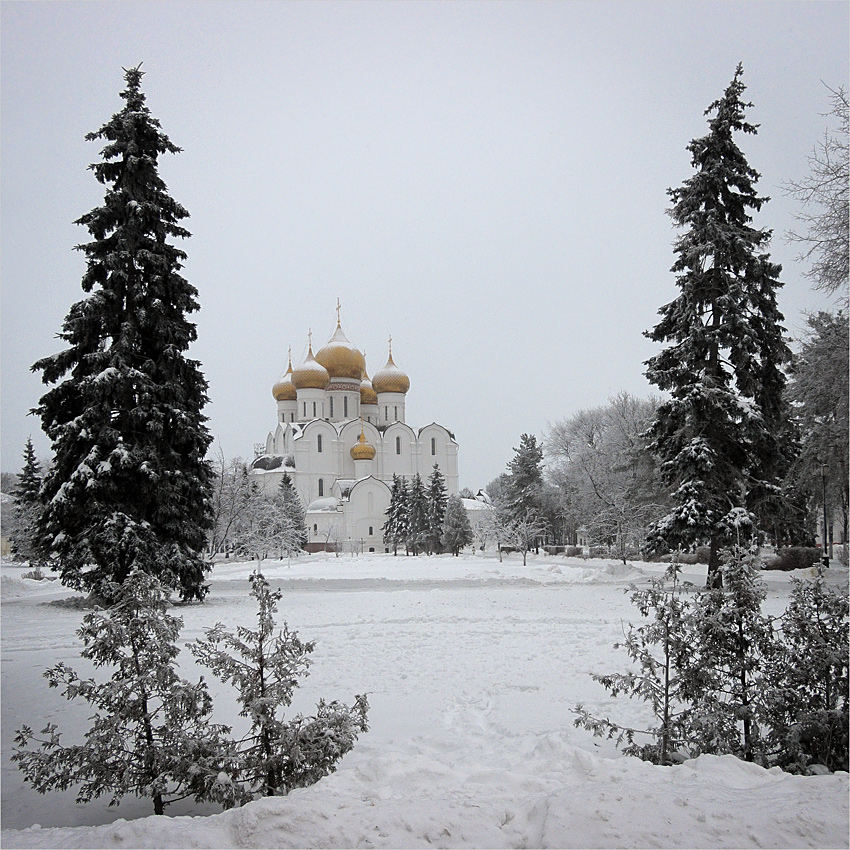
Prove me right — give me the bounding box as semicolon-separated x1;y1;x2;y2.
313;524;317;534
330;397;334;418
317;434;323;453
303;402;307;418
318;478;324;497
396;436;401;455
431;437;436;456
394;405;398;421
344;396;348;418
369;526;374;536
385;406;388;421
312;401;317;418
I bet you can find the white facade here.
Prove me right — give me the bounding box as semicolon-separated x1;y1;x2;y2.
252;312;459;552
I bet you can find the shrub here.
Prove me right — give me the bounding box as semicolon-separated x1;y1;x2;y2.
767;547;822;571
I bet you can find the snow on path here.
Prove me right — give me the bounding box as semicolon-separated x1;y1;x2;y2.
2;553;847;849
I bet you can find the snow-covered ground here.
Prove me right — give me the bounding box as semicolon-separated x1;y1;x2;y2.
2;551;847;849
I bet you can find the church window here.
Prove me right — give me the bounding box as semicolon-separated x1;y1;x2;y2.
318;479;324;497
317;434;323;453
431;437;436;456
396;436;401;455
369;526;374;536
303;402;307;418
330;397;334;418
394;406;398;421
312;401;317;418
313;524;317;534
344;396;348;418
385;406;388;420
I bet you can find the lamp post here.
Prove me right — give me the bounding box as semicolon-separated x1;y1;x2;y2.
821;462;830;568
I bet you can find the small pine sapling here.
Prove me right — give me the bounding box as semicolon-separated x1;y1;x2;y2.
574;564;695;764
678;546;776;763
13;570;238;815
190;573;368;798
764;571;849;772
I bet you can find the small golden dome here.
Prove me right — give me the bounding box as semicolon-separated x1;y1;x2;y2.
292;336;330;390
360;364;378;406
272;349;297;401
350;425;376;461
315;309;366;381
372;337;410;395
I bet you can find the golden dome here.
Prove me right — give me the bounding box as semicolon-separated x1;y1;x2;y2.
360;364;378;406
272;349;297;401
350;424;376;461
292;336;330;390
315;309;366;381
372;337;410;395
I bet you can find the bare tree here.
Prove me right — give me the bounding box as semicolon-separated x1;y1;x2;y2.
784;85;848;304
208;449;252;559
546;393;668;561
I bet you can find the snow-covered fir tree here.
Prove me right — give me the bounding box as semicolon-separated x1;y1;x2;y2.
405;473;429;555
505;434;544;522
277;471;308;553
10;438;48;569
13;570;237;815
644;64;793;585
190;573;368;798
31;66;213;601
382;474;408;555
441;493;474;556
426;463;448;554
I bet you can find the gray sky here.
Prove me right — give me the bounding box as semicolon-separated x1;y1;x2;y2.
2;1;847;490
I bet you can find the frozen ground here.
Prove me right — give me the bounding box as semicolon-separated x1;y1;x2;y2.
1;551;847;849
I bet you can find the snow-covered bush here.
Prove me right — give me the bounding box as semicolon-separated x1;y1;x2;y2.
13;570;238;815
763;572;849;773
574;565;696;764
190;573;368;798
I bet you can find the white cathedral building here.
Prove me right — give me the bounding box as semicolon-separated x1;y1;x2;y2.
251;307;459;552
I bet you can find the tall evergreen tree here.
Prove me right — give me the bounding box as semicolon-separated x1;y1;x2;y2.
505;434;544;521
426;464;448;554
441;494;474;556
406;473;429;556
277;472;307;554
382;475;408;555
10;438;48;567
31;66;213;601
644;64;792;585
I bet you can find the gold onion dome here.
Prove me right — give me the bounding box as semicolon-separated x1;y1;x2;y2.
292;338;330;390
315;316;366;381
360;364;378;406
350;425;376;461
272;350;297;401
372;338;410;394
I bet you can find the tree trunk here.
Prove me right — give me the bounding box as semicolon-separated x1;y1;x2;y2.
706;537;723;588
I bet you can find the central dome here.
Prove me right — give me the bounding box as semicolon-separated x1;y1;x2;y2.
315;321;365;381
350;426;376;461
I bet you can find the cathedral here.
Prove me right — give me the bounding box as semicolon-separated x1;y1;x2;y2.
251;306;459;552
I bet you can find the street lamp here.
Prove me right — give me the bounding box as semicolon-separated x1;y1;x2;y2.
821;462;830;568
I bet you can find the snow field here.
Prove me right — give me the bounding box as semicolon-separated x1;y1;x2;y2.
2;553;847;848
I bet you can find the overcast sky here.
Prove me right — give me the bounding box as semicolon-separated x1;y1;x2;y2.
2;1;847;490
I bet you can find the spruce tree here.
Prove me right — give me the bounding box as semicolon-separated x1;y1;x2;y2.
10;438;48;569
506;434;544;520
277;472;307;554
406;474;429;556
382;475;408;555
31;66;213;601
441;494;474;556
644;64;792;585
426;463;448;554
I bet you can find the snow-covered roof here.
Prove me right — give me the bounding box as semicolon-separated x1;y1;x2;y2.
306;496;340;512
